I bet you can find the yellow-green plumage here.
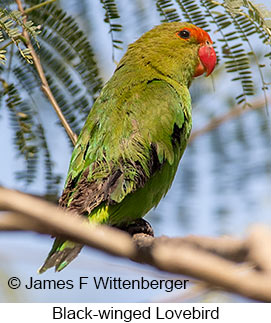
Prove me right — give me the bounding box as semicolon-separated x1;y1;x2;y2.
39;22;215;273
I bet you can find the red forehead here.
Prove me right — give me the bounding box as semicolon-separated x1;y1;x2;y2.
178;27;212;44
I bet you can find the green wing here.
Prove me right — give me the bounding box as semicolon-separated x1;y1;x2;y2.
59;77;191;224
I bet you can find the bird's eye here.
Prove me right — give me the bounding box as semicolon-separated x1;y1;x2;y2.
178;29;190;39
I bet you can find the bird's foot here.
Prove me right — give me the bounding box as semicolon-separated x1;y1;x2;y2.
114;219;154;237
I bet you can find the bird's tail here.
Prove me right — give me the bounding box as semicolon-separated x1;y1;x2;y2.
38;238;83;274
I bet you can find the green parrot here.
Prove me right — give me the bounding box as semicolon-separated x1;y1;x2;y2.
39;22;216;273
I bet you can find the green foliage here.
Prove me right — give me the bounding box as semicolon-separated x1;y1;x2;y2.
0;0;270;195
155;0;180;22
226;0;271;37
3;82;38;184
100;0;123;60
176;0;210;30
0;30;6;63
36;123;62;196
0;7;40;63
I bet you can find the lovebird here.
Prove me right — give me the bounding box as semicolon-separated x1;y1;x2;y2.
39;22;216;273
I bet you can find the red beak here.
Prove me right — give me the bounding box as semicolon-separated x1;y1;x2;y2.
194;45;217;77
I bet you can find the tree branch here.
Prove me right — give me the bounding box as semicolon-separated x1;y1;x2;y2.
190;96;270;142
15;0;78;146
0;187;270;302
246;225;271;273
0;187;135;258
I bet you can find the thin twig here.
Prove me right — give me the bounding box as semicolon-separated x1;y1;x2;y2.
24;0;57;14
0;187;135;259
15;0;77;146
0;34;27;51
190;96;269;142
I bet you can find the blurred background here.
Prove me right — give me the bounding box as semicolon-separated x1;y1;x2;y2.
0;0;271;302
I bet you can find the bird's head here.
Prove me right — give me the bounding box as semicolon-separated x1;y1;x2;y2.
122;22;216;85
176;25;216;77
